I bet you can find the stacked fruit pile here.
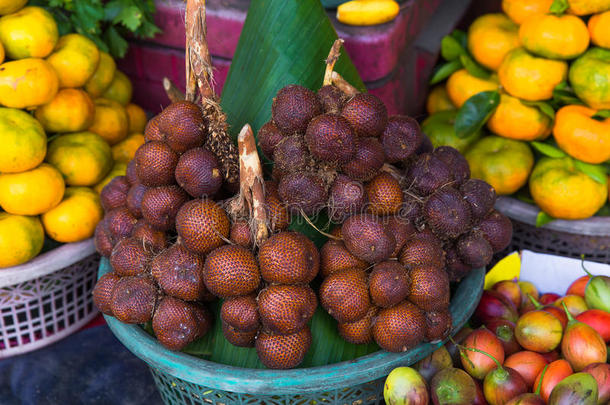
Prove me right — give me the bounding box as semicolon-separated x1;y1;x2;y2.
258;83;513;352
383;271;610;404
424;0;610;221
0;2;147;268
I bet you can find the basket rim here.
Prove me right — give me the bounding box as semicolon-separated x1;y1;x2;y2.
99;258;484;395
495;196;610;237
0;238;96;287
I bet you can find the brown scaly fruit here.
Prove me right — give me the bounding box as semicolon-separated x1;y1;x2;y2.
433;146;470;186
175;147;223;198
152;297;212;351
230;220;252;248
320;268;370;323
131;220;168;252
222;322;257;348
405;153;452;196
221;295;260;332
141;185;190;232
110;276;157;324
144;114;163;142
456;231;493;269
257;121;284;160
380;116;423;163
337;306;377;344
255;327;312;369
265;180;291;232
416;134;434;154
342;214;396;263
460;179;497;221
272;85;322;135
104;207;137;241
278;171;328;216
477;210;513;253
341;137;385;181
320;239;368;278
203;244;260;298
369;261;411;308
151;243;207;301
258;285;317;335
372;301;426;352
110;237;151;277
385;216;416;258
341;93;388;138
126;160;138;185
258;231;319;284
425;310;452;342
424;187;472;239
175;199;230;255
304;113;356;164
272;135;309;173
134;141;179;187
327;174;366;222
92;272;120;315
157;101;207;154
101;176;130;211
318;84;346;113
126;183;147;218
94;222;114;257
399;232;445;270
366;172;403;216
445;245;472;282
408;265;450;311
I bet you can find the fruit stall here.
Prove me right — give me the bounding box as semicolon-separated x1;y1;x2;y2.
1;0;610;404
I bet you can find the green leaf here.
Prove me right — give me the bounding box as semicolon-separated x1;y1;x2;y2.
592;110;610;120
595;204;610;217
450;29;468;50
530;142;567;158
550;0;569;14
536;211;555;227
455;90;500;138
429;59;463;85
552;82;585;108
574;160;608;185
441;35;465;61
114;5;143;31
521;100;556;120
459;54;491;79
103;26;129;58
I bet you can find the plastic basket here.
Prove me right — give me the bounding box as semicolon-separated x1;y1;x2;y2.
99;258;484;405
495;196;610;264
0;239;99;358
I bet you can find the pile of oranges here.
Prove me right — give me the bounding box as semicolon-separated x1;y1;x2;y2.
0;1;146;268
424;0;610;221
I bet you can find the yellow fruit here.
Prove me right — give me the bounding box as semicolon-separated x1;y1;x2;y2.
0;41;4;64
0;0;26;15
0;163;65;215
446;69;499;108
336;0;400;26
589;11;610;49
530;157;608;219
502;0;553;24
0;213;44;268
84;51;116;98
569;48;610;110
0;6;58;59
498;48;568;101
553;105;610;164
46;132;113;186
465;136;534;195
519;14;589;60
487;93;553;141
46;33;100;88
426;85;455;114
0;107;46;173
102;70;132;106
88;98;129;145
93;161;127;194
112;133;145;164
42;187;103;243
568;0;610;16
421;110;482;153
467;14;520;71
126;103;147;133
34;88;95;133
0;58;58;109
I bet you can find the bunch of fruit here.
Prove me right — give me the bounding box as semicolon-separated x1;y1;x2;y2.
383;270;610;404
0;1;147;268
424;0;610;222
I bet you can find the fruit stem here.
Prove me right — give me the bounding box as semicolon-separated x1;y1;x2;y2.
580;255;594;277
185;0;215;101
163;77;185;103
535;364;548;396
450;336;507;378
527;293;543;310
323;39;344;87
561;301;576;323
331;71;359;96
299;209;342;240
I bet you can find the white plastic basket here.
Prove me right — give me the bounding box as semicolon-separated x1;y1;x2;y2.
0;238;99;358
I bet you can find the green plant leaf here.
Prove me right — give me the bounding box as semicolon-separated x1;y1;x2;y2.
429;59;463;85
574;160;608;185
459;54;491;79
595;204;610;217
441;35;465;61
536;211;555;227
592;110;610;120
455;90;500;138
550;0;569;14
113;5;143;31
552;82;584;108
103;26;128;58
521;100;556;120
530;141;567;158
450;29;468;50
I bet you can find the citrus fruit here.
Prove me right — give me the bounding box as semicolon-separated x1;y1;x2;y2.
42;186;103;243
465;135;534;195
588;11;610;49
569;47;610;109
0;163;65;215
421;110;482;153
0;58;58;109
0;107;46;173
467;13;520;71
126;103;147;133
0;0;26;15
34;88;95;133
426;85;455;114
519;14;589;60
84;51;116;98
568;0;610;16
530;157;608;219
553;105;610;164
499;48;568;101
0;213;44;268
102;70;132;106
446;69;499;108
0;6;57;59
88;98;129;145
0;41;4;64
112;133;145;164
46;33;100;88
93;161;127;194
487;93;552;141
501;0;553;24
46;131;113;186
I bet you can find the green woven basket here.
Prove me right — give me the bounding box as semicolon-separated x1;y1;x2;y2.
99;258;483;405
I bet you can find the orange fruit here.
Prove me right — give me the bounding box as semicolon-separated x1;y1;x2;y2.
0;213;44;268
553;105;610;164
487;93;552;141
467;13;520;71
530;156;608;219
42;187;103;243
502;0;553;24
568;0;610;16
519;14;589;60
446;69;499;108
126;103;147;133
589;11;610;49
88;98;129;145
465;135;534;195
112;133;145;163
84;51;116;98
0;58;58;109
0;163;65;215
35;88;95;133
499;48;568;101
47;33;100;88
0;6;57;59
569;47;610;109
0;0;26;15
0;107;46;173
102;70;132;106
